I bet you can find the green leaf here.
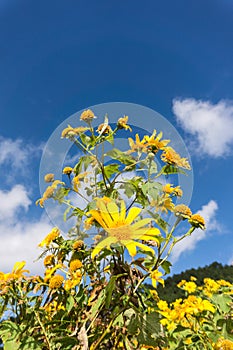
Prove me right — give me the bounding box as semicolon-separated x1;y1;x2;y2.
66;295;75;313
53;187;70;203
147;211;169;234
212;293;231;313
89;289;105;321
161;260;172;275
158;165;187;176
104;163;120;178
105;148;136;167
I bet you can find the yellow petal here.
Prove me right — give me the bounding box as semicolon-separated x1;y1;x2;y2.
134;241;155;255
124;241;137;256
131;218;152;229
106;201;120;221
91;237;116;259
125;207;141;224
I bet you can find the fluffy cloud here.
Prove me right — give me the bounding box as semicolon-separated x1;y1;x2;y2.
0;184;53;273
0;136;43;183
0;184;31;220
172;98;233;157
170;200;219;263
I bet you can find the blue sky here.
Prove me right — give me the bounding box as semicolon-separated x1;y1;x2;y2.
0;0;233;275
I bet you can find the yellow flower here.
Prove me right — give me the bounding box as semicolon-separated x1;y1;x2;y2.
69;259;82;272
1;261;29;283
151;270;164;288
143;130;170;153
44;264;62;282
157;300;169;311
36;181;64;208
38;227;60;247
152;194;174;213
64;272;82;291
97;123;112;134
189;214;205;229
163;183;183;197
214;338;233;350
127;134;147;153
61;125;89;138
183;281;197;294
161;147;191;170
44;173;55;183
49;274;64;289
44;255;55;267
72;240;84;251
117;115;132;131
63;166;73;175
174;204;192;219
73;172;90;192
80;109;96;123
84;216;96;230
89;198;161;258
44;300;65;314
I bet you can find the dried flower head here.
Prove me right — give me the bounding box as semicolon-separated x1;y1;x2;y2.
80;109;96;123
44;173;55;183
174;204;192;219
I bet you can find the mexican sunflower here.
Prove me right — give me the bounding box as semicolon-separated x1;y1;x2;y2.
89;198;161;258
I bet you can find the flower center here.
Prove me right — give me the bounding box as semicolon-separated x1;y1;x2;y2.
107;224;132;241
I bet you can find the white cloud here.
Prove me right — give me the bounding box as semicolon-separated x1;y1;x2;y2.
172;98;233;157
170;200;219;263
0;184;53;274
0;185;31;220
0;136;43;183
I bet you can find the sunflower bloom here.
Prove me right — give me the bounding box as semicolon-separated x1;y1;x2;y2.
72;240;84;251
63;166;73;175
214;338;233;350
143;130;170;153
89;198;161;258
49;274;64;289
174;204;192;219
117;115;132;131
97;123;112;134
61;125;89;138
161;147;191;170
127;134;147;154
69;259;82;272
163;183;183;197
80;109;96;123
38;227;60;247
189;214;205;229
151;270;164;288
2;261;29;282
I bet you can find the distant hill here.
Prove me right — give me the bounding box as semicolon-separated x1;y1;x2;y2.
156;262;233;303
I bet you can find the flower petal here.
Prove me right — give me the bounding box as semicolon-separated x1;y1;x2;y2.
125;207;141;224
91;236;116;259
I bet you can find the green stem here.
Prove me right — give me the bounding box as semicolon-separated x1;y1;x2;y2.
35;310;52;350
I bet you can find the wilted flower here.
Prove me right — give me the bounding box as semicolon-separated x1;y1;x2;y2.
44;173;55;183
174;204;192;219
80;109;96;123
